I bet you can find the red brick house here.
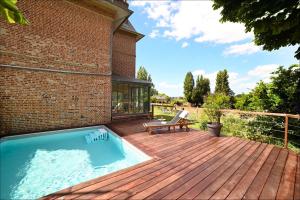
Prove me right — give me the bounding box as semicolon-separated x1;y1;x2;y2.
0;0;151;136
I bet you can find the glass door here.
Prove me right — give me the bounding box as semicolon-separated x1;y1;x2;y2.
130;87;140;113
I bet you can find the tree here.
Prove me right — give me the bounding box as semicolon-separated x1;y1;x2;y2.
137;66;158;97
0;0;29;25
234;93;252;110
183;72;194;103
270;64;300;113
215;69;233;96
151;93;170;103
192;75;210;106
192;76;201;106
203;93;231;123
233;64;300;114
212;0;300;59
248;81;278;111
137;66;148;80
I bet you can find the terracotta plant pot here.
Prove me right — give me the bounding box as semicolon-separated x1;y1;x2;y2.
207;122;223;137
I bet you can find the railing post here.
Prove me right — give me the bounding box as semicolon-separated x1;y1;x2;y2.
284;115;288;148
151;104;154;119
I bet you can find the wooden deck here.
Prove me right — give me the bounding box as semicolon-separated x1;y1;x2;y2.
44;119;300;200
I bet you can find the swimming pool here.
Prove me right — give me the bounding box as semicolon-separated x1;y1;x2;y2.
0;126;151;199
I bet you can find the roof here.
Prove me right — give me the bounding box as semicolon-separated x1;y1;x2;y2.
112;74;152;85
121;20;136;32
119;20;145;41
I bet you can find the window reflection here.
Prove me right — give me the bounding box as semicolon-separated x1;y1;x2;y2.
112;83;150;115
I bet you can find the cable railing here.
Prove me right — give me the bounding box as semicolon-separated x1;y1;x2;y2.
151;104;300;152
220;109;300;149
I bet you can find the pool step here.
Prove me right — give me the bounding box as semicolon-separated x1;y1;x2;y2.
85;129;109;144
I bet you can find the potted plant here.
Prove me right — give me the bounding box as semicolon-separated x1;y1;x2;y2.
203;94;230;136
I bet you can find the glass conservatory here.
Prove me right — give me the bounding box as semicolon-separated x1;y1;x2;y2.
112;75;151;116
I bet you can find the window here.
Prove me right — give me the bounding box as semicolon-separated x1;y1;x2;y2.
112;82;150;115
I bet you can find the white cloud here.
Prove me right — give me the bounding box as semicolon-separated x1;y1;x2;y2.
248;64;279;76
248;64;279;83
131;1;252;44
181;42;189;48
156;82;183;97
248;64;279;77
149;29;159;38
130;1;148;7
144;2;173;21
223;42;262;56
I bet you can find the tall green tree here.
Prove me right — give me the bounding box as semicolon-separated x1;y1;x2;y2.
0;0;28;25
137;66;158;96
183;72;194;103
192;75;210;106
137;66;148;80
212;0;300;59
215;69;233;96
192;76;201;106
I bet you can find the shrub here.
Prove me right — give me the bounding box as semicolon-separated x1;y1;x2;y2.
203;93;230;123
188;111;209;130
170;98;186;106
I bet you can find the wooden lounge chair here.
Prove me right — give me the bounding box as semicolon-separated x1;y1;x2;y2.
143;110;193;134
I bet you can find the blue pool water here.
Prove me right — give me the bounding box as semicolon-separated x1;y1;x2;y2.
0;126;151;199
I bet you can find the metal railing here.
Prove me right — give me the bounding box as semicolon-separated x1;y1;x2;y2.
220;109;300;148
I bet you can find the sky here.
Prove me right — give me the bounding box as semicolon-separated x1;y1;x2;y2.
128;0;299;97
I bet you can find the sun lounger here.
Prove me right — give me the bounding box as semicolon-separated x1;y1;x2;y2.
143;110;193;134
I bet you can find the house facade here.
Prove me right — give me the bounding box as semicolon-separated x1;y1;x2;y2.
0;0;150;136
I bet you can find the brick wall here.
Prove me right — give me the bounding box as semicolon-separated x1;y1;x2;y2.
112;30;136;78
0;0;113;136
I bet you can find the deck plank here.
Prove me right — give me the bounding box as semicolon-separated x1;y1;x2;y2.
42;119;299;200
150;133;209;155
85;138;234;200
195;143;266;200
188;142;260;199
129;140;247;200
210;144;267;199
97;138;236;200
107;137;230;200
259;148;289;199
293;155;300;200
225;144;273;199
58;138;234;200
169;141;256;200
276;151;298;200
243;146;280;199
125;131;208;156
145;140;254;200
